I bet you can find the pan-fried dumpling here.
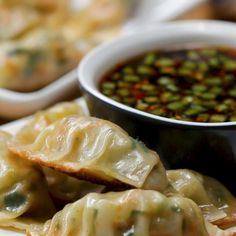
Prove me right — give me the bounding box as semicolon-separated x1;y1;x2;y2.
0;6;40;41
205;221;236;236
0;131;55;231
14;102;99;204
167;169;236;228
85;0;129;25
0;29;81;91
9;116;169;192
0;0;66;11
28;189;210;236
43;167;104;205
14;102;85;143
57;0;130;45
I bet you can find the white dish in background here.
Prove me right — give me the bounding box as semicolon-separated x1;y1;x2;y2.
0;230;22;236
123;0;206;33
0;0;205;120
0;69;78;120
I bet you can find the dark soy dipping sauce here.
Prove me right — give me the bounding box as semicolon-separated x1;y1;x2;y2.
100;47;236;122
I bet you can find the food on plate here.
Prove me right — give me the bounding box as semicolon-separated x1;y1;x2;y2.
60;0;129;41
167;169;236;229
100;47;236;122
27;189;210;236
0;0;130;91
13;101;86;142
0;131;55;231
9;116;169;191
46;0;131;50
0;29;82;91
84;0;129;27
11;102;104;205
0;0;67;11
1;102;235;235
0;6;40;41
43;167;104;205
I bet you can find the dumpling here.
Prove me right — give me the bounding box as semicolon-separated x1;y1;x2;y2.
167;169;236;229
9;116;169;192
14;101;86;143
0;131;55;231
13;101;99;204
0;0;66;12
27;189;210;236
0;29;81;91
57;0;130;45
84;0;129;25
43;167;104;205
0;6;40;41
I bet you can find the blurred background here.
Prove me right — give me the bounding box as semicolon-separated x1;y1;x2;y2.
178;0;236;21
1;0;236;123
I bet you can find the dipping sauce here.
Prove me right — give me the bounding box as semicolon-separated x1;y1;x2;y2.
100;47;236;122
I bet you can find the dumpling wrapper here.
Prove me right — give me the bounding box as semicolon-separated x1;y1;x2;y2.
167;169;236;228
0;0;67;12
0;131;55;231
12;102;103;204
9;116;168;191
43;167;104;205
0;29;81;91
0;6;40;41
28;189;211;236
58;0;129;43
15;101;86;143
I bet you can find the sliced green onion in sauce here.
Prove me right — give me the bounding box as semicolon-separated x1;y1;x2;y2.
100;46;236;122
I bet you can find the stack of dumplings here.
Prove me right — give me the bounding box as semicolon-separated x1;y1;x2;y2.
0;102;235;236
0;0;130;92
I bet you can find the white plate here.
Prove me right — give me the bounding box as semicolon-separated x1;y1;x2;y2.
0;230;22;236
0;0;205;120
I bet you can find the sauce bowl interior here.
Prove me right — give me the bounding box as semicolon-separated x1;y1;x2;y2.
78;21;236;193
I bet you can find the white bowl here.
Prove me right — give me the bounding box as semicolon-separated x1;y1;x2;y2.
79;20;236;128
78;20;236;194
0;69;78;119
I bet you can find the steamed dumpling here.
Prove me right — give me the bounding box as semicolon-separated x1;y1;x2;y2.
167;169;236;228
28;189;209;236
9;116;168;191
0;131;55;230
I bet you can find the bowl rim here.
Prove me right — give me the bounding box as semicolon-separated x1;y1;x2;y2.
78;20;236;128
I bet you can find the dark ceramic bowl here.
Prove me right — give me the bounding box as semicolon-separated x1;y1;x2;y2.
78;21;236;194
